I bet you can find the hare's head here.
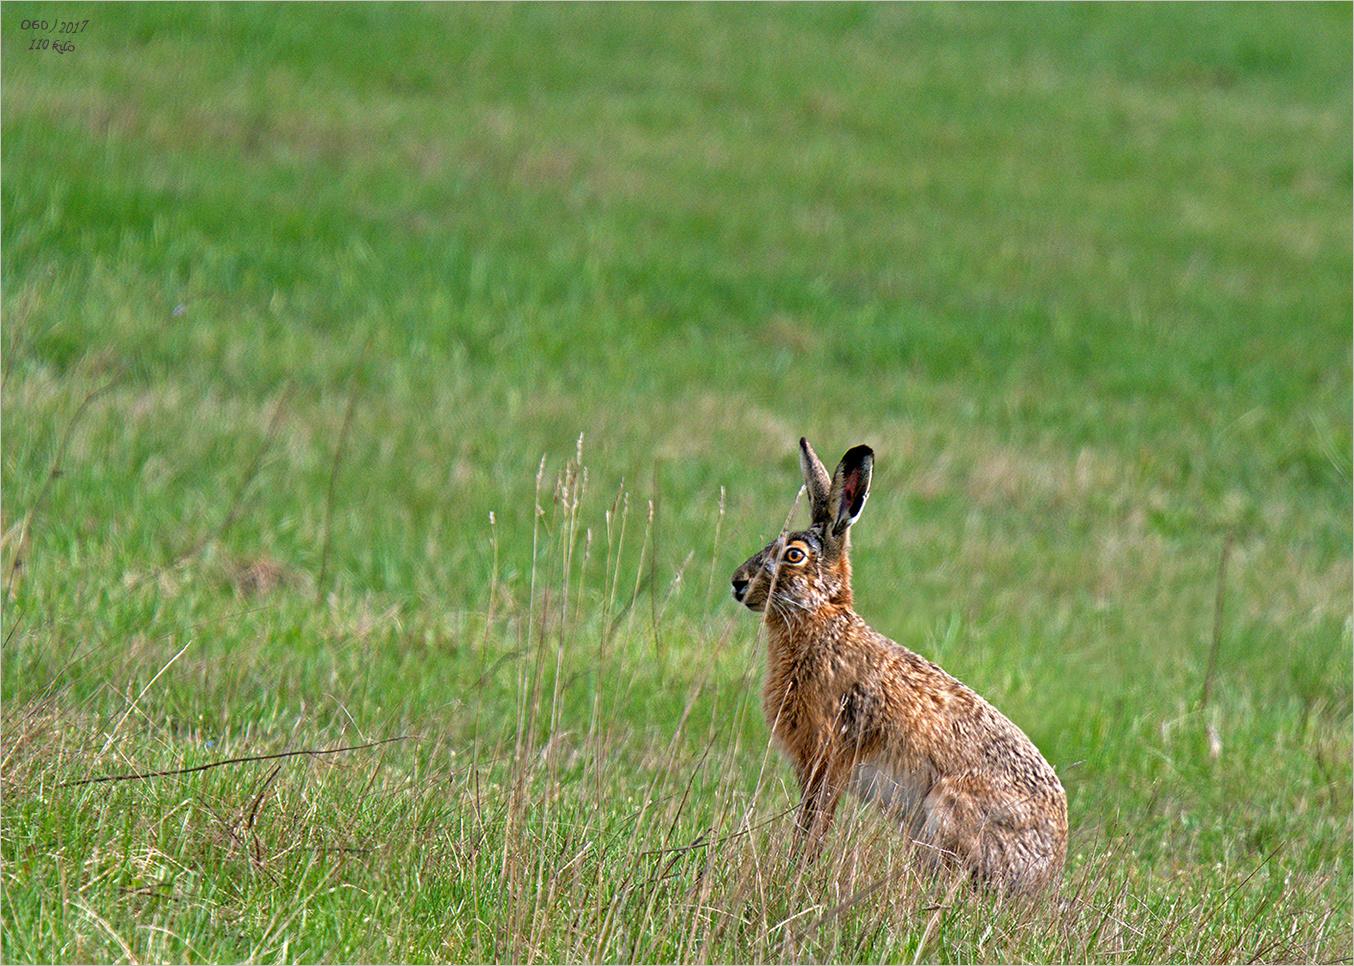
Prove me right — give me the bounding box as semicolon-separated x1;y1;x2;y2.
732;439;873;617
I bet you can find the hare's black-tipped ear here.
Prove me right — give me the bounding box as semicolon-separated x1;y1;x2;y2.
827;445;873;537
799;437;832;523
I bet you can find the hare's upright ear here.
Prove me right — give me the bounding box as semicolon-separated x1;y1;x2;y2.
826;445;873;538
799;437;832;524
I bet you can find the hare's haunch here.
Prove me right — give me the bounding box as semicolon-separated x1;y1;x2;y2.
732;438;1067;894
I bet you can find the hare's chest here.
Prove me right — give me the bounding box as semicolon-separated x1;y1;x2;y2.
761;661;812;741
762;645;880;747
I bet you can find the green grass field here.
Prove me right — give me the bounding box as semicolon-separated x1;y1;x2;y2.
3;3;1351;962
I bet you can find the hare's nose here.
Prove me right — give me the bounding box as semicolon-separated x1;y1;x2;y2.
731;576;749;602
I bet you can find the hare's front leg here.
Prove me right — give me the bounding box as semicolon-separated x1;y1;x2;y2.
791;751;851;863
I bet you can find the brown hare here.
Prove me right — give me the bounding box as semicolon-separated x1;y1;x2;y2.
732;438;1067;895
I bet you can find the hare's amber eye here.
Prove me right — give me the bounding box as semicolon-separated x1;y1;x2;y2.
783;546;806;564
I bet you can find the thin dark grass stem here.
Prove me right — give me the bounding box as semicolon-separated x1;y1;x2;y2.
1200;531;1236;709
5;371;124;600
315;359;365;605
167;379;294;572
57;734;415;788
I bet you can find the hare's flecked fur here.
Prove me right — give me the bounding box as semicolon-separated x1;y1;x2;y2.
732;439;1067;895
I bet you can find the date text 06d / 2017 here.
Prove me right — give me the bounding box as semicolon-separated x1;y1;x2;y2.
21;18;89;34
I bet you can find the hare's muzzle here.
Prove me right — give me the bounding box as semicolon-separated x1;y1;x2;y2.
731;546;773;612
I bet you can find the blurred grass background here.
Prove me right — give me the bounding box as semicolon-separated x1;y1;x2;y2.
2;3;1350;962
